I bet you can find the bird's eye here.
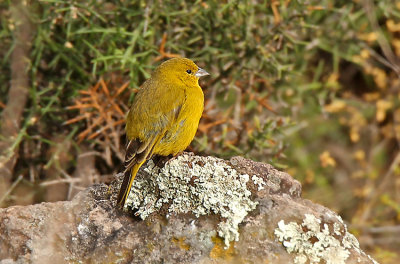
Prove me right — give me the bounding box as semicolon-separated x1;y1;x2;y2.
186;69;192;74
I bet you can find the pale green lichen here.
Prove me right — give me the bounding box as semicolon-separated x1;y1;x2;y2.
274;214;376;264
335;215;379;264
251;175;266;191
125;154;258;248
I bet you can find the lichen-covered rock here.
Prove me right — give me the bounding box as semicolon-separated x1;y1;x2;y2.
0;153;378;264
124;154;258;247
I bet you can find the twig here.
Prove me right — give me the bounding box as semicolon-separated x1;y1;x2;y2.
362;225;400;234
143;0;153;34
359;151;400;223
39;178;82;187
0;175;23;206
154;33;181;61
363;0;400;77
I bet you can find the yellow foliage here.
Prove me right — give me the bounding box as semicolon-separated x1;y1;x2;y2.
380;123;394;139
386;19;400;32
376;99;393;122
351;54;364;64
366;67;387;90
351;170;366;179
347;106;367;142
394;109;400;140
353;150;366;168
350;127;360;142
392;39;400;56
326;73;339;89
354;185;372;198
363;92;381;102
305;169;315;184
358;32;377;43
319;151;336;168
360;49;370;59
324;100;346;113
285;88;294;97
353;150;365;162
64;41;73;49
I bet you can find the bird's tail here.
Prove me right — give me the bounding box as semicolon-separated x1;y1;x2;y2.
116;160;146;208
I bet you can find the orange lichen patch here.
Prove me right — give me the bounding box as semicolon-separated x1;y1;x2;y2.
146;242;155;252
154;33;181;62
209;236;235;260
0;101;5;108
171;237;190;251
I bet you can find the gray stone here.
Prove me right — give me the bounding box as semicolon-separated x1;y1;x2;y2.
0;153;378;264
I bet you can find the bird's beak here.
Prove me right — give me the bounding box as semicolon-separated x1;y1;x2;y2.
195;68;209;77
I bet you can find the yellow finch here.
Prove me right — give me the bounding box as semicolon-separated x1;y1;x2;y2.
117;58;209;207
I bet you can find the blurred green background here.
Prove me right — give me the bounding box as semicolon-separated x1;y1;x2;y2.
1;0;400;262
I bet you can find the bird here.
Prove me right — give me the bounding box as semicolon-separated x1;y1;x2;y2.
116;58;209;208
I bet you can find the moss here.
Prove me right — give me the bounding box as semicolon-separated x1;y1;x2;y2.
125;154;258;248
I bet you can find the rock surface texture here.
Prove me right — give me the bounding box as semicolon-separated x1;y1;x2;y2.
0;153;378;264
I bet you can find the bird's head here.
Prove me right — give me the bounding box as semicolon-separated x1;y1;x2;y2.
153;58;209;86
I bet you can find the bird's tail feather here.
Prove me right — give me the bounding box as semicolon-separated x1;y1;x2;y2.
116;160;145;208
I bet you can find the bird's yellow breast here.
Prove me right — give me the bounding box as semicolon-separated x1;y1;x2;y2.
155;84;204;156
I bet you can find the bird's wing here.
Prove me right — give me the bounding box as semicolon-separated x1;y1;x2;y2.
123;134;162;172
124;81;185;171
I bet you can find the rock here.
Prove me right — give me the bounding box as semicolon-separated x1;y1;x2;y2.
0;153;378;264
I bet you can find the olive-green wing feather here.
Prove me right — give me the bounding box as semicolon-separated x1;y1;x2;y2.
124;80;185;165
116;80;185;207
